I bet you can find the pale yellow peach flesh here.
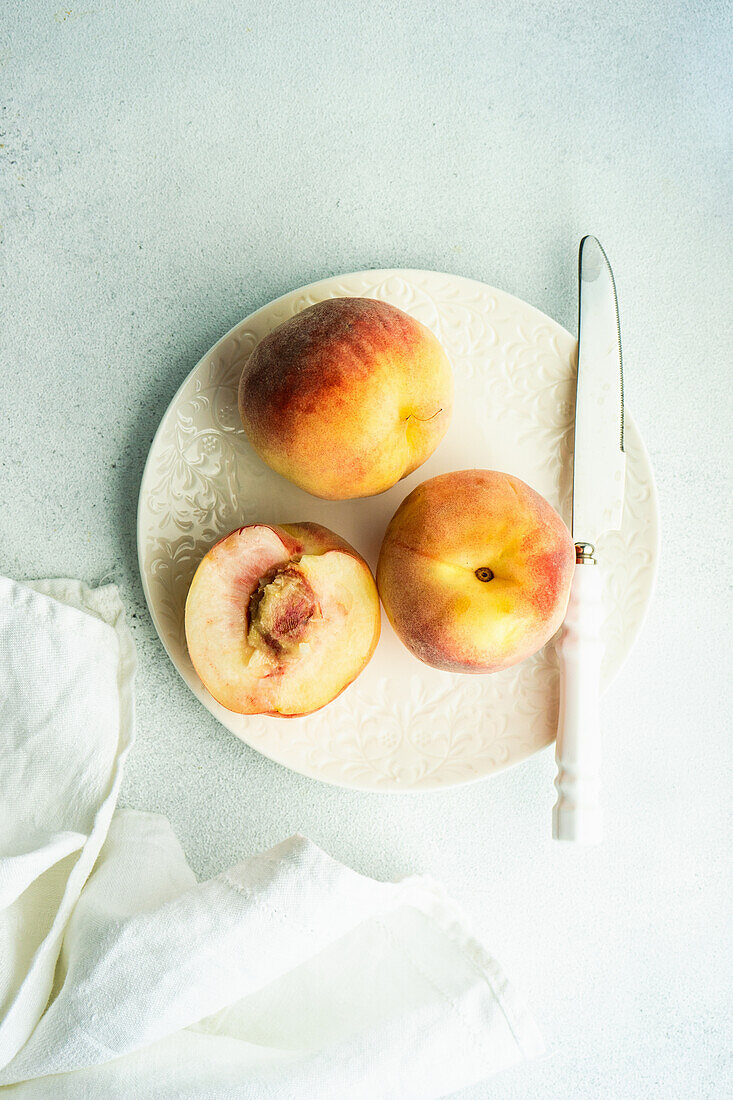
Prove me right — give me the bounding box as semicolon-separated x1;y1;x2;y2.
238;297;453;500
377;470;575;673
185;523;380;716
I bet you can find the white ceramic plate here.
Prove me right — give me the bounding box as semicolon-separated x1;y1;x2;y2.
138;269;658;791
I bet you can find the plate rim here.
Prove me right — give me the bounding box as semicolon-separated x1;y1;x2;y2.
137;267;660;792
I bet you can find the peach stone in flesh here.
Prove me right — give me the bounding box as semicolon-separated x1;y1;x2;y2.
185;523;380;716
376;470;575;674
238;296;453;500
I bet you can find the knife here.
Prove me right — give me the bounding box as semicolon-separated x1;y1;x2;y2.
552;236;626;843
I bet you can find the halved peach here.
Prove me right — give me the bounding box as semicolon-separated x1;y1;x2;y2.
185;523;380;716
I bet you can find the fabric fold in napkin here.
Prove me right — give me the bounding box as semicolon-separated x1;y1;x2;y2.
0;577;543;1098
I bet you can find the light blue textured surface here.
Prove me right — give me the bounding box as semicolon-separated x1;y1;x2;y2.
1;3;731;1097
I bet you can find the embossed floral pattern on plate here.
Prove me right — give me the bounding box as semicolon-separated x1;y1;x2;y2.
138;270;659;791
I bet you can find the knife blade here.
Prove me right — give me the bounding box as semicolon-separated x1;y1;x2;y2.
572;235;626;553
552;236;626;844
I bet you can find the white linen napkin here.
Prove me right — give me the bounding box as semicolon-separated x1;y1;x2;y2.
0;577;543;1098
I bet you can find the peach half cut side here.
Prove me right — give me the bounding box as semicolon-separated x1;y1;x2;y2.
185;522;380;716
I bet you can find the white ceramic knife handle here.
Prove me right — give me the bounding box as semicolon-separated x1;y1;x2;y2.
552;561;604;843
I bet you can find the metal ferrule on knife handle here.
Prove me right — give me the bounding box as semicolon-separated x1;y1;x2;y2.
574;542;596;564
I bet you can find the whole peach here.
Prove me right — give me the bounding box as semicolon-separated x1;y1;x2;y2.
238;297;453;499
377;470;575;673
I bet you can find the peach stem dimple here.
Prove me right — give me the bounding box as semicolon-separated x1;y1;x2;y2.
475;567;495;582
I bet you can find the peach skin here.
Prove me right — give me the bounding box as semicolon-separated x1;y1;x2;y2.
376;470;575;673
238;297;453;499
